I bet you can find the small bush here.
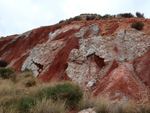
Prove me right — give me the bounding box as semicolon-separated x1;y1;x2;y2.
66;19;72;24
30;98;67;113
73;16;82;21
86;15;96;20
28;83;53;99
93;96;111;113
10;73;19;83
102;14;112;20
136;12;144;18
131;21;144;31
10;71;34;83
44;82;83;108
119;13;134;18
0;68;14;79
18;97;36;113
59;20;65;24
0;60;8;67
23;77;36;87
55;25;62;30
96;15;102;20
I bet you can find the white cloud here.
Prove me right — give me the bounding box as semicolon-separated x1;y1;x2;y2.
0;0;150;37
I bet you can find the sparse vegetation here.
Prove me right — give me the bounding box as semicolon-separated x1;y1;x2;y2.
78;93;95;110
66;19;72;24
55;25;62;30
44;82;83;108
131;21;144;31
1;67;150;113
0;68;14;79
58;12;143;25
86;15;97;20
79;94;110;113
102;14;115;20
73;16;82;21
117;13;134;18
136;12;144;18
30;98;67;113
18;97;36;113
59;20;65;24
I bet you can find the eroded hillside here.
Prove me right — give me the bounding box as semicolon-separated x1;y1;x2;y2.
1;17;150;102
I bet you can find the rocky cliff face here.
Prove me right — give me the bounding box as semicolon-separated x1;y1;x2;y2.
1;18;150;102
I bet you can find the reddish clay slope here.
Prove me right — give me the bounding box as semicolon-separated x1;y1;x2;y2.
0;26;55;70
40;36;79;81
0;35;18;50
93;61;149;101
133;50;150;88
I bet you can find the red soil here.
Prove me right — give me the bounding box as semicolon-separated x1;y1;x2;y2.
0;35;17;50
102;23;119;36
133;50;150;88
40;36;79;81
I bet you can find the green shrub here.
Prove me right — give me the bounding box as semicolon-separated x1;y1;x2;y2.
18;97;36;113
131;21;144;31
136;12;144;18
28;83;53;99
118;13;134;18
66;19;72;24
59;20;65;24
86;15;96;20
73;16;82;21
44;82;83;108
0;60;8;67
0;68;14;79
102;14;110;19
55;25;62;30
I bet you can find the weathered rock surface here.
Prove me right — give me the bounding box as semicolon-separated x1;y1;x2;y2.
1;18;150;102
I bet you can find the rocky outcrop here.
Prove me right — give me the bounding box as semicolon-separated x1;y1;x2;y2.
93;61;149;102
1;18;150;102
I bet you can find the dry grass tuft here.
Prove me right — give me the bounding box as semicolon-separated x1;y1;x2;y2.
78;92;95;110
30;98;67;113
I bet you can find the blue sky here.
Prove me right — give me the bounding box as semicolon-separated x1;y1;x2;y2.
0;0;150;37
